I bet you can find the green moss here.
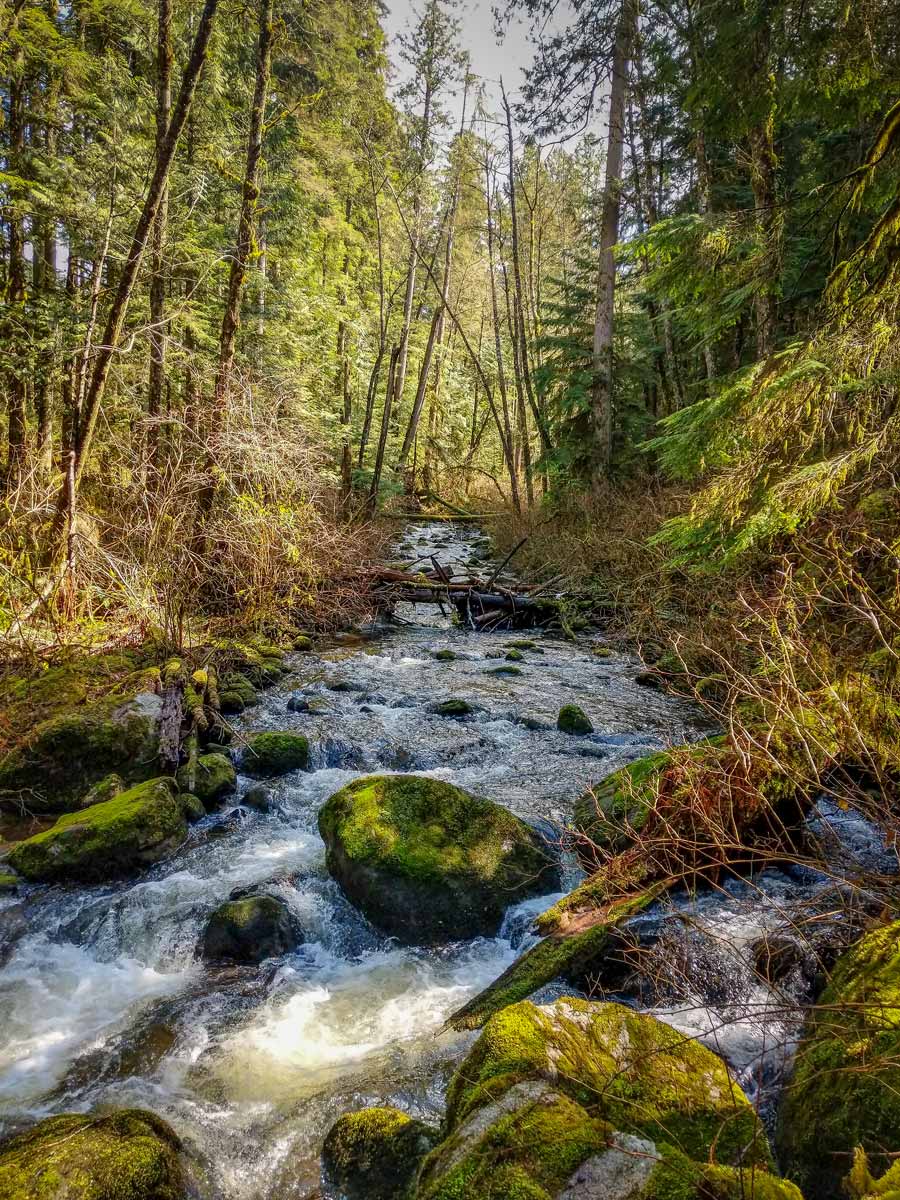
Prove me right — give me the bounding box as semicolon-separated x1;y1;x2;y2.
0;871;20;894
178;793;205;823
445;998;769;1169
318;774;559;943
418;1090;612;1200
644;1147;802;1200
447;888;662;1030
322;1107;438;1200
505;649;524;662
8;778;187;884
573;752;671;858
201;895;297;962
0;1108;186;1200
219;673;258;713
778;920;900;1199
487;665;522;676
0;695;161;814
176;753;235;806
435;649;457;661
242;732;309;777
80;773;125;808
591;645;613;657
293;636;313;652
434;699;473;717
557;705;593;735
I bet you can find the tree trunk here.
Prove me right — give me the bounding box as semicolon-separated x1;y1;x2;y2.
211;0;274;431
590;0;637;485
146;0;173;473
748;10;780;360
369;345;400;508
4;16;27;495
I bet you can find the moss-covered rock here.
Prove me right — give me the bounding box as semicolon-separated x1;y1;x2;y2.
0;871;20;895
241;784;272;813
778;920;900;1199
434;649;457;661
293;635;313;652
176;753;235;807
200;895;299;963
572;753;670;860
241;732;309;777
433;699;473;717
487;665;522;676
0;693;162;814
507;640;537;650
318;775;560;944
219;672;258;714
446;997;769;1168
505;649;524;662
178;793;206;823
0;1108;187;1200
557;705;593;735
8;778;187;884
322;1107;439;1200
80;773;125;808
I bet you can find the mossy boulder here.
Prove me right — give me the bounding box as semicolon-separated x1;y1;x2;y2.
80;773;125;808
219;672;258;714
0;1108;187;1200
434;649;457;661
0;872;20;895
322;1107;438;1200
557;704;593;735
8;778;187;884
487;665;521;676
293;635;313;652
178;793;206;823
778;920;900;1199
445;997;769;1168
241;732;309;777
505;648;524;662
176;753;235;807
433;699;473;717
318;775;560;944
200;895;299;963
0;693;162;814
572;753;670;861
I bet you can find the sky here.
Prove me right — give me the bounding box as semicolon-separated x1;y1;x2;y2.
380;0;538;121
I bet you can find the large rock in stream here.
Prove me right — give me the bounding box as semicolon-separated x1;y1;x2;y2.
200;895;300;963
8;778;195;883
327;997;799;1200
778;919;900;1200
317;774;559;944
0;693;162;814
0;1108;189;1199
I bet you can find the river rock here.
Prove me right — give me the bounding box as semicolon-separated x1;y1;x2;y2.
557;704;593;735
176;752;236;807
0;692;162;814
410;997;792;1200
220;672;259;714
79;772;124;808
242;732;309;777
434;649;457;661
432;698;473;717
778;919;900;1199
0;1108;188;1200
318;774;559;944
8;778;188;884
322;1107;439;1200
200;895;300;963
241;784;273;813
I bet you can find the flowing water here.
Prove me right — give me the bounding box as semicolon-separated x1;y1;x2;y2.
0;521;894;1196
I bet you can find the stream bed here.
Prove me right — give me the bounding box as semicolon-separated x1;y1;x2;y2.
0;521;894;1197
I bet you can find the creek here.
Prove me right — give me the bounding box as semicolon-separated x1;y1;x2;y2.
0;521;893;1197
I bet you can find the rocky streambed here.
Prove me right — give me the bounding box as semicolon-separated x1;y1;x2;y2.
0;521;897;1200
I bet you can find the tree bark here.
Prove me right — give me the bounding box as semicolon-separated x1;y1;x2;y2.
748;10;780;360
4;9;28;495
211;0;274;431
591;0;637;484
146;0;173;473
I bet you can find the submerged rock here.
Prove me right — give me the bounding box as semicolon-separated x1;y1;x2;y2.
241;784;272;813
557;704;593;735
8;777;188;884
318;774;559;944
322;1107;438;1200
200;895;300;963
0;1108;188;1199
0;693;162;814
778;920;900;1199
176;752;236;807
242;732;309;777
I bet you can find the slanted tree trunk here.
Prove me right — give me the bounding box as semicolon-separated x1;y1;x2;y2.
146;0;173;474
211;0;274;432
591;0;637;485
